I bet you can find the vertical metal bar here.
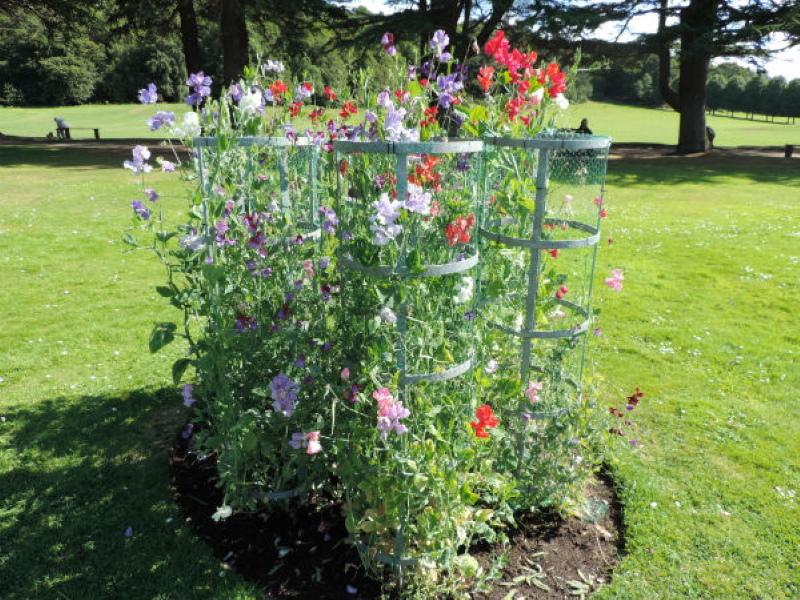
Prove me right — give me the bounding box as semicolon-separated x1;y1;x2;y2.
196;145;214;263
519;148;550;382
310;146;320;225
278;147;290;213
395;152;408;398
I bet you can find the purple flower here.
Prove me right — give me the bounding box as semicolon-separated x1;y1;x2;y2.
319;257;330;270
235;314;257;333
407;65;417;80
289;432;305;449
185;71;212;106
295;355;306;368
182;384;196;407
159;159;176;173
436;73;463;94
438;92;454;109
123;526;134;537
138;83;158;104
228;83;243;102
430;29;450;57
270;373;299;417
131;200;150;220
456;153;471;171
123;145;152;174
144;188;159;202
404;184;432;215
181;423;194;439
377;90;393;109
319;206;338;234
464;310;475;321
263;59;285;73
147;111;175;131
369;194;402;245
384;107;418;142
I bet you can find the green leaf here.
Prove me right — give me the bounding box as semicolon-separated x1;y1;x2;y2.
155;286;174;298
171;358;192;384
149;322;177;353
122;232;138;247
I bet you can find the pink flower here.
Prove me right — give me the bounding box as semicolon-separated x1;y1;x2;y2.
594;196;604;207
306;431;322;455
302;259;315;278
604;269;624;291
525;381;544;403
340;367;350;380
373;387;410;440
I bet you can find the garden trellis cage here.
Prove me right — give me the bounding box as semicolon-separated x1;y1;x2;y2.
332;138;487;570
480;132;611;413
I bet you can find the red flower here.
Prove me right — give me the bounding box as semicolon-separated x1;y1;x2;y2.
484;30;510;59
339;159;348;176
289;101;303;118
419;78;429;87
445;213;475;246
548;249;559;258
270;80;288;99
600;208;608;219
309;107;325;123
555;285;568;300
505;96;524;121
323;86;337;101
626;388;644;410
471;403;500;438
339;101;357;119
477;66;495;92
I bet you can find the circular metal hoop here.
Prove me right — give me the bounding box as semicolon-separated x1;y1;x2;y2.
490;299;590;340
193;136;316;148
334;138;483;155
486;134;612;152
339;247;478;279
481;218;599;250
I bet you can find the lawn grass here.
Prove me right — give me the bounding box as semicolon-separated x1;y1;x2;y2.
1;144;799;599
1;100;798;146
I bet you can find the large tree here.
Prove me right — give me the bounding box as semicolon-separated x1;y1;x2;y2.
517;0;800;153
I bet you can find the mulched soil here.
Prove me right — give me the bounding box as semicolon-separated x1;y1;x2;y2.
171;430;623;599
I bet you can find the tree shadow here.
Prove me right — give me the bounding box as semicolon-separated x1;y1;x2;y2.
0;141;179;170
608;154;800;187
0;387;254;599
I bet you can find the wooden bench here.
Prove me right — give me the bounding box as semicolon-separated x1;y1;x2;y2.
55;127;101;140
786;145;794;159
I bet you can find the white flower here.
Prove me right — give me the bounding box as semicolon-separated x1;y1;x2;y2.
379;307;397;325
453;276;474;304
171;111;201;139
180;232;205;252
263;59;285;73
211;504;233;522
484;359;498;375
529;87;545;106
553;93;569;110
239;88;263;115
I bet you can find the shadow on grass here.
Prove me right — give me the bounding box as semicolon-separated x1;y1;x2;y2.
607;154;800;187
0;143;179;170
0;387;253;600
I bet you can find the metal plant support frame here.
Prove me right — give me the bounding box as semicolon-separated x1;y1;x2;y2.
334;139;484;394
334;138;485;569
482;134;611;390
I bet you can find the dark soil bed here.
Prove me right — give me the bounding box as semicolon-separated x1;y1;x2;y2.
170;432;623;599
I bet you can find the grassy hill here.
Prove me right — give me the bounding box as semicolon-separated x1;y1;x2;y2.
0;101;798;146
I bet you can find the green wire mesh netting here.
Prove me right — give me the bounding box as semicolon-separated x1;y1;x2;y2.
480;132;611;396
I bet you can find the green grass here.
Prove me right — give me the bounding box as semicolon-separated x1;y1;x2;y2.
1;100;798;146
557;101;800;147
0;103;191;139
1;144;799;598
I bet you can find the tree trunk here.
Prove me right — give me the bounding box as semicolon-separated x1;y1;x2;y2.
676;0;718;154
475;0;514;47
220;0;249;84
177;0;203;76
657;0;679;110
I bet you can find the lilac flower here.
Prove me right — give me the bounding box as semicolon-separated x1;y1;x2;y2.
123;145;152;174
245;259;272;278
381;32;397;56
270;373;299;417
438;92;454;109
374;387;410;440
379;306;397;325
263;59;285;73
182;384;196;407
228;83;243;102
181;423;194;439
158;158;176;173
364;110;377;124
235;314;257;332
376;90;393;109
289;432;305;449
131;200;150;220
295;355;306;368
180;229;204;252
284;124;298;143
138;83;158;104
404;184;432;215
456;153;471;171
407;64;417;80
429;29;450;57
319;257;330;270
123;526;134;537
464;310;475;321
436;73;463;93
185;71;212;106
369;194;403;245
384;107;406;139
295;83;313;100
144;188;159;202
147;111;175;131
319;206;338;234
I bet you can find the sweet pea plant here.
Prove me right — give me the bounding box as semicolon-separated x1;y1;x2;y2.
124;27;617;597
